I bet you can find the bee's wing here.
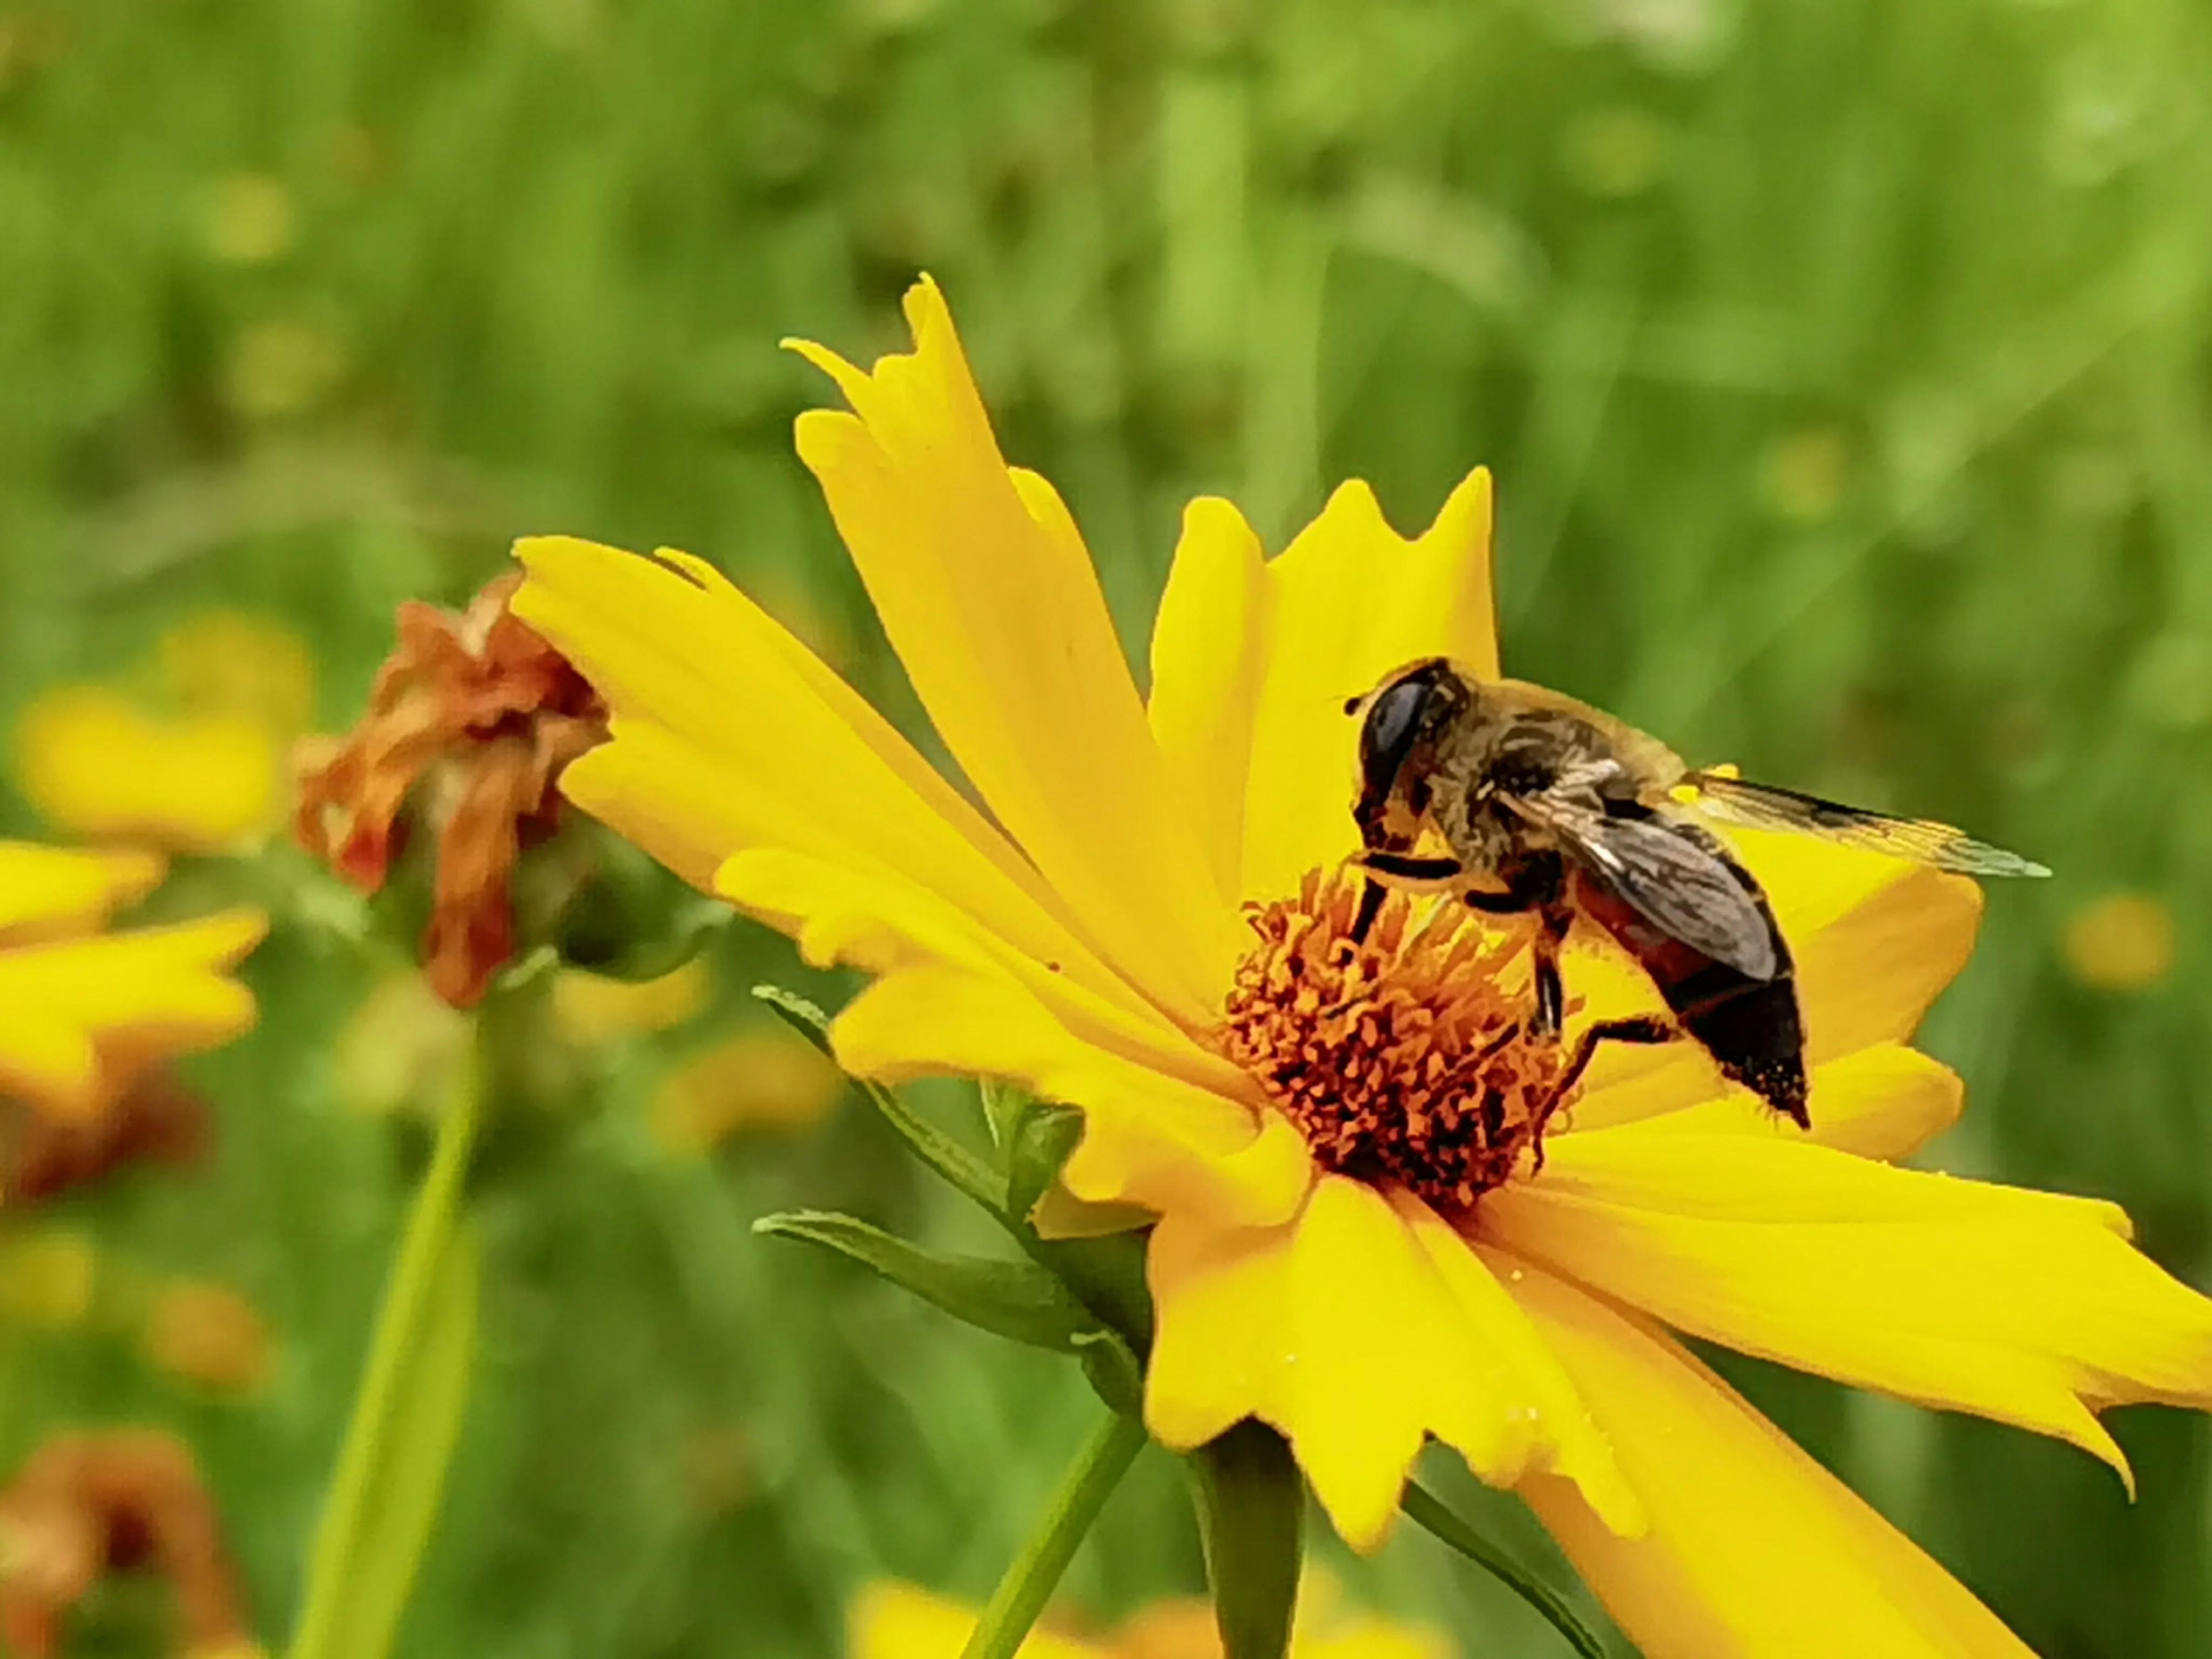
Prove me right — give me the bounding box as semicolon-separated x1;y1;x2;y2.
1505;794;1780;981
1683;774;2051;878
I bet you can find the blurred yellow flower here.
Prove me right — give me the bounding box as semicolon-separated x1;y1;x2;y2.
224;319;345;419
201;173;297;266
0;843;263;1122
1757;427;1852;525
17;690;276;852
651;1024;846;1154
516;278;2212;1657
141;1279;275;1395
848;1576;1446;1659
0;1231;98;1329
2061;891;2175;992
159;611;318;737
552;959;710;1044
14;610;313;853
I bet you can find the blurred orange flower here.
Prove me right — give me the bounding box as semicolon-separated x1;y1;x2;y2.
0;1431;260;1659
296;574;605;1007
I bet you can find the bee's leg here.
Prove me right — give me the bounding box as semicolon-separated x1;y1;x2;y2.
1528;1015;1676;1171
1351;878;1388;944
1353;851;1466;886
1348;851;1465;943
1528;902;1575;1040
1550;1016;1675;1100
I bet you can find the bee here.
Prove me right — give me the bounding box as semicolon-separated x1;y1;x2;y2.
1345;658;2048;1127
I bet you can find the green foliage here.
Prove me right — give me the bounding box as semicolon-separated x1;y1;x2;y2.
3;1;2210;1655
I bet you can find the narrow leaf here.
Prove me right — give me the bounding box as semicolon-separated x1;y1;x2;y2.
327;1224;482;1659
754;985;1007;1217
756;1209;1097;1353
1401;1482;1609;1659
1189;1421;1304;1659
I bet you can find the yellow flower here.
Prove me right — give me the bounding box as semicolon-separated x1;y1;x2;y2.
650;1023;846;1154
2060;891;2175;991
141;1279;276;1395
513;279;2212;1658
552;959;711;1043
0;842;265;1121
14;611;314;852
847;1577;1444;1659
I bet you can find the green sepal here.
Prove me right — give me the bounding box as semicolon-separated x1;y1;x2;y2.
754;1209;1099;1353
1071;1327;1145;1417
544;828;709;979
998;1090;1085;1225
754;985;1005;1217
1188;1420;1304;1659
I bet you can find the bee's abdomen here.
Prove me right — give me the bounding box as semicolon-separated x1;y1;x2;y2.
1567;863;1809;1127
1667;962;1808;1127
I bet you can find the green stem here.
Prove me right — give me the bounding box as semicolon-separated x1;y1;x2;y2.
960;1412;1149;1659
288;1034;483;1659
1401;1482;1608;1659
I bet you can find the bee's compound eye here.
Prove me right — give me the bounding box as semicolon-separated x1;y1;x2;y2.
1359;677;1436;791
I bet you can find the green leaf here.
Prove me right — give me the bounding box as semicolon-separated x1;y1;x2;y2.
1401;1482;1609;1659
754;1209;1098;1353
289;1039;483;1659
326;1224;482;1659
754;985;1008;1218
1188;1421;1304;1659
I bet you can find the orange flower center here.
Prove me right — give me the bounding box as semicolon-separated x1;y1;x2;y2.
1220;868;1569;1211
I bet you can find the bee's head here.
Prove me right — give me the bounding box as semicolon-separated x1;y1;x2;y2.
1345;657;1473;848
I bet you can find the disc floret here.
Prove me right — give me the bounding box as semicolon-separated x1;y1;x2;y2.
1222;869;1569;1210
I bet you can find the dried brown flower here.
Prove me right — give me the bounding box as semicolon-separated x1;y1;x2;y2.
1;1071;209;1206
295;574;605;1007
0;1431;255;1658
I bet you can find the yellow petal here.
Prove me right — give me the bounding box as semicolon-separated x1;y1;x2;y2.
788;278;1237;1022
0;841;166;946
1620;1043;1964;1161
652;1026;847;1153
786;889;1310;1228
1505;1256;2035;1659
1147;496;1272;898
719;846;1243;1100
1241;469;1498;903
1144;1176;1639;1555
16;686;280;851
1479;1129;2212;1485
0;908;266;1119
847;1581;1103;1659
513;536;1166;1040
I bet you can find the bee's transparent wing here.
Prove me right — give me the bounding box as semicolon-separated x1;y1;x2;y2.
1506;795;1780;980
1684;774;2051;878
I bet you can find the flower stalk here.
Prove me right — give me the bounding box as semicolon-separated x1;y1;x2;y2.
287;1021;484;1659
957;1410;1149;1659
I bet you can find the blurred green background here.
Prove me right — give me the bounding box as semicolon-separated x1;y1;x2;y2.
3;0;2209;1654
